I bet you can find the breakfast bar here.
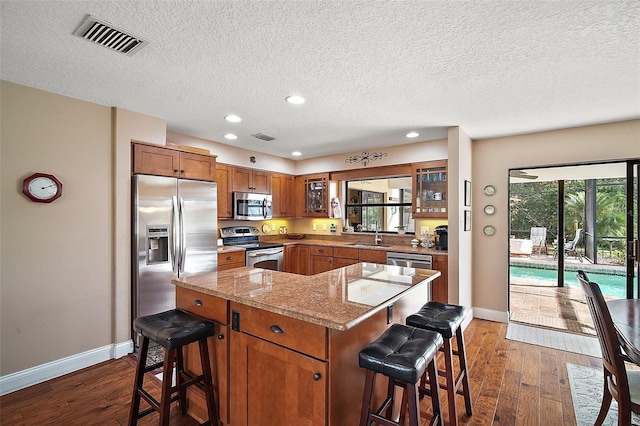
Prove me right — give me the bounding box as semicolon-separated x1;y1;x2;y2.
172;262;440;426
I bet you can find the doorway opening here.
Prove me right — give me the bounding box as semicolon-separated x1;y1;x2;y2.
508;160;638;336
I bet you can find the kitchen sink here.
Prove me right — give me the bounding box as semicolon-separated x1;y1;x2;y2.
347;242;391;247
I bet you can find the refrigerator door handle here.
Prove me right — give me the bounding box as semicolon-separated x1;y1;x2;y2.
178;196;187;273
171;196;180;274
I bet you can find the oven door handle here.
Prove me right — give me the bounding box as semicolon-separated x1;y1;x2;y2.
247;248;283;257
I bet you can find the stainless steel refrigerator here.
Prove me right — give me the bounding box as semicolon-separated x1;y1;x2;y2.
132;175;217;333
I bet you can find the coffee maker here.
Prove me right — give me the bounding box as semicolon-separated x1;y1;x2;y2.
435;225;448;250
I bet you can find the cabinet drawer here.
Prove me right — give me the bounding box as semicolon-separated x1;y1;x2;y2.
310;246;333;257
176;287;228;325
230;302;327;360
218;250;245;266
333;247;358;259
358;249;387;263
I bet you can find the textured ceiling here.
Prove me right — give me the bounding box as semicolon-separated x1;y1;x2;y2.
1;1;638;159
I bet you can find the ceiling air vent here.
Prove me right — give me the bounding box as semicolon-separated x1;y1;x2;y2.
252;133;276;142
73;15;149;56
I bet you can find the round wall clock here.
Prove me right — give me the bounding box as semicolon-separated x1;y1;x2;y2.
22;173;63;203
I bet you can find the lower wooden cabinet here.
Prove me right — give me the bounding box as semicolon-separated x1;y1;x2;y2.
217;251;245;271
284;244;310;275
309;246;334;274
176;287;230;424
333;246;359;268
432;255;448;303
358;248;387;263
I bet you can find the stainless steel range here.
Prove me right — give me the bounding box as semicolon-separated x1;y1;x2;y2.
220;226;284;271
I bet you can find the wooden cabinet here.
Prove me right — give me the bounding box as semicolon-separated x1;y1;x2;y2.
284;244;310;275
310;246;334;274
176;287;229;424
271;173;296;218
432;255;448;303
358;248;387;264
216;164;233;218
229;302;327;426
297;173;330;217
132;142;216;181
232;167;271;193
217;251;245;271
412;160;448;218
333;247;359;268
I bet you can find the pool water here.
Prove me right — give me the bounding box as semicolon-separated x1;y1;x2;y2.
510;266;631;298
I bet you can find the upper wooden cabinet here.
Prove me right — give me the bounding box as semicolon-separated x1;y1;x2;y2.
216;164;233;218
297;173;330;217
232;167;271;193
271;173;296;218
412;160;448;218
132;142;216;181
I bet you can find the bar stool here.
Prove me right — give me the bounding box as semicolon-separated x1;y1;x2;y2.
128;309;218;426
359;323;444;426
406;302;473;426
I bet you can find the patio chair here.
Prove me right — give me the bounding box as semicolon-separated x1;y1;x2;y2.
576;271;640;426
530;227;547;254
553;228;583;261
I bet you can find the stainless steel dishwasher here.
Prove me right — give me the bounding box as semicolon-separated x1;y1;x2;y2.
386;252;433;269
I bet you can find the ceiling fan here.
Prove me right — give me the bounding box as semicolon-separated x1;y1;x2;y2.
510;170;538;180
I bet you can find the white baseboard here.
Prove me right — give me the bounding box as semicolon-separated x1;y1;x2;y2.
0;339;134;396
473;307;509;323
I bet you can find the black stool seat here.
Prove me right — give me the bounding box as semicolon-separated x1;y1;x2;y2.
359;324;444;426
359;323;443;384
133;308;216;350
406;301;466;338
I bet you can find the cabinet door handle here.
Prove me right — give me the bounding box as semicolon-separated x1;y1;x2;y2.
194;299;203;307
270;325;284;334
217;334;225;340
313;373;322;381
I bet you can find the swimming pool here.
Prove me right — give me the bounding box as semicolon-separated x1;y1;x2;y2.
509;266;630;298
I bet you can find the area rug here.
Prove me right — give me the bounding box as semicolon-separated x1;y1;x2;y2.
567;363;640;426
506;322;601;357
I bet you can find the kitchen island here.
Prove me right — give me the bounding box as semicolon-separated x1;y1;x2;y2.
172;262;440;426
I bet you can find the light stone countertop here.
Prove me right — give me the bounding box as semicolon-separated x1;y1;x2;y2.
172;263;440;331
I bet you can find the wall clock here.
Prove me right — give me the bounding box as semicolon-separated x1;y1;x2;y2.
22;173;63;203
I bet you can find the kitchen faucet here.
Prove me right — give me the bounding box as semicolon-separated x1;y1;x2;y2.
374;221;383;245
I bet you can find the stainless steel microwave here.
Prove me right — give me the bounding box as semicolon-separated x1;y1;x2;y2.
233;192;273;220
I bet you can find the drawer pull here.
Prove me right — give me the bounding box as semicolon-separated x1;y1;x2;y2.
194;299;203;307
226;256;233;261
217;334;225;340
318;249;324;253
313;373;322;381
270;325;284;334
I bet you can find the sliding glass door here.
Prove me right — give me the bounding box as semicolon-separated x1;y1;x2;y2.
627;160;639;299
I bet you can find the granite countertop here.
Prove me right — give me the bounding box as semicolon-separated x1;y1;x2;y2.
173;263;440;331
265;237;448;256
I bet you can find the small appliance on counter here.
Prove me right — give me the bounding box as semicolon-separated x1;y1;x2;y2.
435;225;448;250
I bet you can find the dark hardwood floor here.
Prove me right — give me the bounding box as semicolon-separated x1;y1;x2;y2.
0;319;601;425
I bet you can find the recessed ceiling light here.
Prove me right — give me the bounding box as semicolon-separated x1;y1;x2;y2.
224;133;238;140
292;151;302;156
405;132;420;138
286;96;305;105
224;114;242;123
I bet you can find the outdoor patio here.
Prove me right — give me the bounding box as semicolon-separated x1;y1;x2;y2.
509;253;623;336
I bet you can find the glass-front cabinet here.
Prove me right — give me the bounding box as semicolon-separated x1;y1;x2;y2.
413;160;448;218
300;173;329;217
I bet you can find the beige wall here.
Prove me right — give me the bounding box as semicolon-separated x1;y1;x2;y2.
471;119;640;319
0;81;166;377
1;82;112;374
